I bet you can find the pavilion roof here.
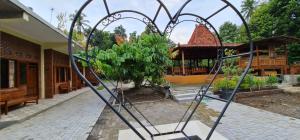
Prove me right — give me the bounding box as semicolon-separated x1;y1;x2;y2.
187;24;220;46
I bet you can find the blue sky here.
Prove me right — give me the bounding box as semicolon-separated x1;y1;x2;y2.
19;0;245;43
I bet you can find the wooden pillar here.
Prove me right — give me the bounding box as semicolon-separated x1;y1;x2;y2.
207;59;210;70
182;50;185;75
284;45;288;74
256;46;260;73
44;49;54;98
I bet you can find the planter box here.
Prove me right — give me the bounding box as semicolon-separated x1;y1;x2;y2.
219;90;234;100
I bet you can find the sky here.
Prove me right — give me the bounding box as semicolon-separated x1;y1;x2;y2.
18;0;244;44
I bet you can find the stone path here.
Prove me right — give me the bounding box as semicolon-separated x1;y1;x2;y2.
0;88;90;126
206;100;300;140
0;89;110;140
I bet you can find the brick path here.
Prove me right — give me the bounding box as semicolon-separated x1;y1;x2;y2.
207;100;300;140
0;89;110;140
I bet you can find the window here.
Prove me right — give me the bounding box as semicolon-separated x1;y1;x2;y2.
59;67;65;82
1;59;9;88
56;67;70;83
20;63;27;85
0;59;16;88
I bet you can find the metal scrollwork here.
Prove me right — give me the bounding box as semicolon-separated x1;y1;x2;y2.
102;13;122;26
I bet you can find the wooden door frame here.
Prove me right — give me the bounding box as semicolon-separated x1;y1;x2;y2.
27;63;39;98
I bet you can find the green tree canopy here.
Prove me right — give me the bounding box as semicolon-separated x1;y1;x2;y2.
114;25;127;39
241;0;258;21
219;22;239;43
129;31;138;42
288;44;300;64
249;0;300;39
249;2;276;39
85;33;172;87
69;10;89;34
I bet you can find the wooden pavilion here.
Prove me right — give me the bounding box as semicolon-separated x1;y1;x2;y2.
169;24;239;76
165;24;300;84
237;36;300;76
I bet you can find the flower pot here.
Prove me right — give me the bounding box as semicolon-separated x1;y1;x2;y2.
220;89;234;100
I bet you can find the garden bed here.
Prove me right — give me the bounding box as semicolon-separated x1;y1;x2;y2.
120;87;165;103
236;92;300;119
234;88;283;101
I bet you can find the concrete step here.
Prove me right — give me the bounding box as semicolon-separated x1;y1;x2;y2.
173;92;198;98
175;96;200;103
172;90;214;103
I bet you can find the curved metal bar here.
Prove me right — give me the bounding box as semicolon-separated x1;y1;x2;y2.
68;1;148;139
86;10;162;47
156;0;191;23
85;27;162;134
68;0;253;139
101;16;151;31
204;1;254;139
164;13;223;46
172;0;192;22
82;10;166;137
164;15;225;133
164;18;219;47
156;0;174;21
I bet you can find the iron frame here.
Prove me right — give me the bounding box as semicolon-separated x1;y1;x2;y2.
68;0;253;139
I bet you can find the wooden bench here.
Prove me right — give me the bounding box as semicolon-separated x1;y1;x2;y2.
0;86;38;115
59;83;70;93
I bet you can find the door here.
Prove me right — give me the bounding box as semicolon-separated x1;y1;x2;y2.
27;63;38;97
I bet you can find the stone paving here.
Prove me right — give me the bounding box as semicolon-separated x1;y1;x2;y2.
89;96;300;140
0;88;90;126
206;100;300;140
0;88;111;140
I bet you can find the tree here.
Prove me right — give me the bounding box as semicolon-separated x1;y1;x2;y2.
69;10;90;34
85;33;172;88
241;0;258;22
141;24;155;35
72;30;85;46
268;0;300;37
219;22;239;43
129;31;138;42
113;25;127;39
89;29;114;50
288;44;300;64
56;12;67;31
248;3;276;39
248;0;300;39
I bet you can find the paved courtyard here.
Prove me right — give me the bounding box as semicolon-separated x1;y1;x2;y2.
0;89;110;140
207;100;300;140
89;96;300;140
1;85;300;140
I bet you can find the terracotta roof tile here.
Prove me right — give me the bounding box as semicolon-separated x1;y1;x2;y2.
187;24;220;46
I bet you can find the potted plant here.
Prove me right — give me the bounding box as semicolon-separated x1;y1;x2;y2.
213;77;238;100
266;75;278;88
293;76;300;87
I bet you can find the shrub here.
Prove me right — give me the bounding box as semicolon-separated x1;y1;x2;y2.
297;76;300;83
213;77;238;92
253;77;266;90
266;75;278;87
81;33;172;88
240;74;254;90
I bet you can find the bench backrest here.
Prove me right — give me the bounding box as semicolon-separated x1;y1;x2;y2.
0;86;27;101
59;83;69;89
